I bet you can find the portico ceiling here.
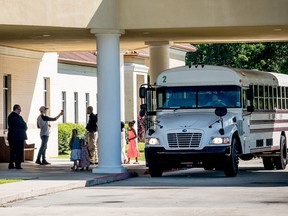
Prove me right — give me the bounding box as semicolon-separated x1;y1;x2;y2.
0;0;287;52
0;25;287;52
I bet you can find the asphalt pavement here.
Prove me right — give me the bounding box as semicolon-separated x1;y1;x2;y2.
0;158;146;205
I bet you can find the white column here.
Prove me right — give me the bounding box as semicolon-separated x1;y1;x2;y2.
145;41;171;85
120;51;125;122
93;32;126;174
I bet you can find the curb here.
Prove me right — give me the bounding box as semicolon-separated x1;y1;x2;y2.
0;181;86;205
85;171;138;187
0;172;138;205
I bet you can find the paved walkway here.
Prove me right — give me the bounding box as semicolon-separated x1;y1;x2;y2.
0;158;147;205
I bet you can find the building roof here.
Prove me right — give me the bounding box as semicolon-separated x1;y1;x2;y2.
171;44;197;52
58;52;97;66
124;43;196;57
58;44;196;65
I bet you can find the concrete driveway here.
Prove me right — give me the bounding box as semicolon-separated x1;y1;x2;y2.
1;158;288;216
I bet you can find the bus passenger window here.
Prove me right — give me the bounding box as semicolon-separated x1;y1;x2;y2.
278;87;282;109
259;86;264;109
268;86;273;110
286;87;288;109
264;86;269;110
282;87;285;109
273;87;277;109
242;89;247;108
253;85;259;110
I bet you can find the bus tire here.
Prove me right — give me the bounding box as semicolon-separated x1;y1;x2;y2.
274;135;287;170
262;157;274;170
149;166;163;177
224;138;239;177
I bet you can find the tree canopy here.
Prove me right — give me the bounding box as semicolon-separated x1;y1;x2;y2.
185;43;288;74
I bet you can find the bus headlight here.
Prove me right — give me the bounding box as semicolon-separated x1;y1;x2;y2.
146;138;160;145
211;137;230;144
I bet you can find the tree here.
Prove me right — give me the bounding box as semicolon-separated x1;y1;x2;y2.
185;43;288;74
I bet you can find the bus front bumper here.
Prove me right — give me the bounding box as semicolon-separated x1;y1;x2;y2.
145;146;231;168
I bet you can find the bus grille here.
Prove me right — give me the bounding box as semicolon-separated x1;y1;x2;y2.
167;133;202;148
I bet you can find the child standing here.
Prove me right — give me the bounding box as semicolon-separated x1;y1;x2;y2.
121;121;128;164
69;129;81;171
79;136;90;170
127;121;140;164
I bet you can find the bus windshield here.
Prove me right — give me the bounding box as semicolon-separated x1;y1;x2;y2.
157;85;241;109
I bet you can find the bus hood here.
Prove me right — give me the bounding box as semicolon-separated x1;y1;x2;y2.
156;111;234;130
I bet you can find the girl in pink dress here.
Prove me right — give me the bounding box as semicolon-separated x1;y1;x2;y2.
127;121;140;164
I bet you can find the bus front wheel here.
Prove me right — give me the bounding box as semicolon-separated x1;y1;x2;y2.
149;166;163;177
274;135;287;170
224;138;239;177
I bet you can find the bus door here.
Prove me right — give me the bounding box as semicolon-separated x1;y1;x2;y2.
242;87;254;152
139;85;157;130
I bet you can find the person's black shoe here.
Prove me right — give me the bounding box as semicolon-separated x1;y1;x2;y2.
42;160;51;165
35;160;43;165
8;164;15;169
16;167;23;170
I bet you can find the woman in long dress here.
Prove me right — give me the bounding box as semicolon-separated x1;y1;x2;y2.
126;121;140;164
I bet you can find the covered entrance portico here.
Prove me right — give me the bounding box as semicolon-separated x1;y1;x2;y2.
0;0;287;173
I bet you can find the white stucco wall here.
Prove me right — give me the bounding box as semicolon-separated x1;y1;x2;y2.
57;63;98;125
124;63;148;123
169;48;186;68
0;50;98;159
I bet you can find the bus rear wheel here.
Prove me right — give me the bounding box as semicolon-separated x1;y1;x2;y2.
273;135;287;170
224;138;239;177
262;157;274;170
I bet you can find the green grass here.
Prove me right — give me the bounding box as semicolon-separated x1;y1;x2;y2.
57;142;146;161
58;150;71;159
0;179;23;184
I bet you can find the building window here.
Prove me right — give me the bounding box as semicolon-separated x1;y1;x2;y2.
96;93;98;113
85;93;90;124
62;91;66;123
74;92;78;123
3;75;11;129
44;78;48;107
43;78;50;113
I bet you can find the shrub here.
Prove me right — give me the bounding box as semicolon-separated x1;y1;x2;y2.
58;123;86;154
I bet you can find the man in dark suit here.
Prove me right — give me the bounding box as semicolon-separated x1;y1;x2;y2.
7;104;28;169
86;106;98;164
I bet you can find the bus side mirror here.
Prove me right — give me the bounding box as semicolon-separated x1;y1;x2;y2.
139;104;147;117
247;105;254;113
215;107;227;117
246;89;254;101
139;87;146;98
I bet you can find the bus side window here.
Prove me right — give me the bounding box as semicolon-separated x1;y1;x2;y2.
253;85;258;110
273;87;277;109
286;87;288;109
278;87;282;109
259;85;264;110
268;86;273;110
242;89;247;108
264;86;269;110
282;86;285;109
